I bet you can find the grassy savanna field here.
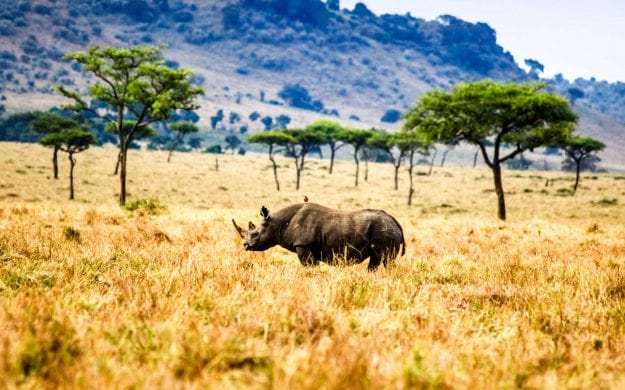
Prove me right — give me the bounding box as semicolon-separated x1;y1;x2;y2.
1;142;625;388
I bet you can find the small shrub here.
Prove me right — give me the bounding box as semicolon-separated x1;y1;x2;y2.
587;223;600;233
123;198;167;215
63;226;81;242
204;144;222;154
17;319;81;380
593;198;618;206
381;109;402;123
278;83;324;112
173;11;193;23
33;5;53;15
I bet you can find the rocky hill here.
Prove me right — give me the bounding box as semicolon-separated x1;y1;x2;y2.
0;0;624;170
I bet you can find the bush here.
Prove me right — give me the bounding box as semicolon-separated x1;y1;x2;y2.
204;144;223;154
165;60;180;69
173;11;193;22
33;5;54;15
0;50;16;62
123;198;167;215
381;109;402;123
63;226;81;242
21;36;44;55
278;84;324;112
0;20;15;36
223;5;241;29
46;47;64;61
190;73;205;86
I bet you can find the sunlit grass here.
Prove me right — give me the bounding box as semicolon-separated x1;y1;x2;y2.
0;142;624;388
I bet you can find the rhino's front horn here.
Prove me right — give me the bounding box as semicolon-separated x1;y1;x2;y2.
232;219;245;238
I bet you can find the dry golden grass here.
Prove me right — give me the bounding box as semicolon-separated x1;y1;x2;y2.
1;142;625;388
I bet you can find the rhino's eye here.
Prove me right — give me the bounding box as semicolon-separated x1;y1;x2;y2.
251;232;259;238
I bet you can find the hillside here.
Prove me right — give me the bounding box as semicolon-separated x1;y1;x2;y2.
0;0;624;170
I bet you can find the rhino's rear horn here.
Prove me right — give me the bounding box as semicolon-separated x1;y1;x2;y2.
232;219;245;238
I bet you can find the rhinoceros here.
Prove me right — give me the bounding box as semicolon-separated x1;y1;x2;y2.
232;203;405;271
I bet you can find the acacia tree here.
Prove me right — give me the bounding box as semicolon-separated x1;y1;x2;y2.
306;120;345;174
31;112;79;179
394;131;431;205
283;129;325;190
557;135;605;193
39;127;96;200
367;131;406;190
168;121;198;162
405;81;577;220
57;45;204;205
336;128;374;187
248;131;295;191
225;134;242;154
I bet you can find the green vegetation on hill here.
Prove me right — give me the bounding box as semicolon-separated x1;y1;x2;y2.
0;0;623;170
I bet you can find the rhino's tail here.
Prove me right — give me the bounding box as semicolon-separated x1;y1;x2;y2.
386;212;406;256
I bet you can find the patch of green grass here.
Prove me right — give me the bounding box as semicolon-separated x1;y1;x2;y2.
17;319;81;379
63;226;81;242
123;198;167;215
593;198;618;206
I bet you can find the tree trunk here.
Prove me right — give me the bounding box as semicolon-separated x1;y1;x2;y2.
354;152;359;187
573;158;581;194
440;149;449;167
215;157;219;172
407;151;415;206
294;156;301;190
68;152;75;200
114;151;121;176
119;142;128;205
329;146;336;174
52;146;59;179
428;149;437;175
394;163;400;190
473;149;479;168
295;167;301;190
492;163;506;220
168;134;184;163
363;148;369;182
270;152;280;191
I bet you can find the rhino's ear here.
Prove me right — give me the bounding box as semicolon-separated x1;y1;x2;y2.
248;221;256;230
260;206;270;221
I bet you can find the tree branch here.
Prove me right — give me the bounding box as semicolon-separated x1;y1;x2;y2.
477;142;494;168
499;147;525;163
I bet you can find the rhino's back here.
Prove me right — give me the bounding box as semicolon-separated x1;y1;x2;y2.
285;204;402;255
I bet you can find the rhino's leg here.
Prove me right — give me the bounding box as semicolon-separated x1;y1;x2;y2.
368;254;381;272
296;246;319;267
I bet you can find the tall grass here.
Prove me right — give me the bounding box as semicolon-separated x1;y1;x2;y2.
0;142;624;388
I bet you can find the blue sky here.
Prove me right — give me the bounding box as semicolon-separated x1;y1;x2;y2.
341;0;625;83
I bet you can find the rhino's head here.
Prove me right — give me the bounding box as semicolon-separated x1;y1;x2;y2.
232;206;278;251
